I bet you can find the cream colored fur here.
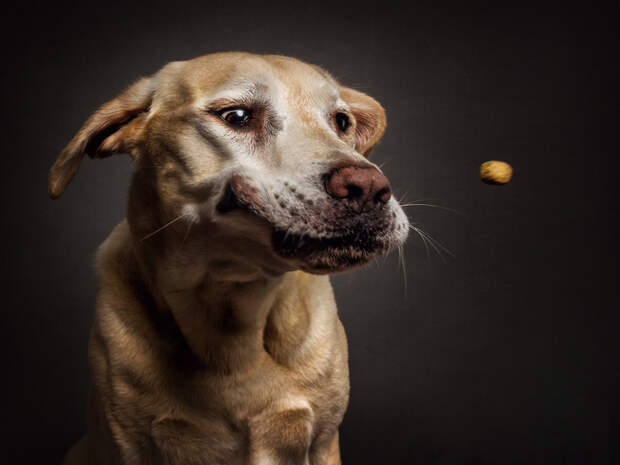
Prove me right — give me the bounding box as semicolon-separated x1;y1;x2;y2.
50;52;408;465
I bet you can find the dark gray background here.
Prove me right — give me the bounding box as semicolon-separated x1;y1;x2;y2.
2;2;619;464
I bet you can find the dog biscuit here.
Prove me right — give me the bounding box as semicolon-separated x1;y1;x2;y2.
480;161;512;184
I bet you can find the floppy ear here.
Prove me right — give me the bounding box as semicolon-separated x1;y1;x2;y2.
49;77;155;199
339;87;387;157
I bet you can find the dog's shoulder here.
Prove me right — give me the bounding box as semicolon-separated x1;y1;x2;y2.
95;219;136;284
91;220;160;365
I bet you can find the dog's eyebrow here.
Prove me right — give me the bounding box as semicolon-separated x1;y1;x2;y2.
335;98;350;111
203;81;269;107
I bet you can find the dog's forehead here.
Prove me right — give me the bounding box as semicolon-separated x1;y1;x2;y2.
156;53;341;109
258;55;340;99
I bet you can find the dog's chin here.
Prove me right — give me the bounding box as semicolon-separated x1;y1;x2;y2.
271;228;391;274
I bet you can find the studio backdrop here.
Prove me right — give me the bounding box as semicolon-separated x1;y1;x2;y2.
2;2;618;464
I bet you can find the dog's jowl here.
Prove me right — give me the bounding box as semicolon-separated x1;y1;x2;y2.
50;52;408;465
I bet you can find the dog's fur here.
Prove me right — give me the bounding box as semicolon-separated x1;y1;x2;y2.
50;52;408;465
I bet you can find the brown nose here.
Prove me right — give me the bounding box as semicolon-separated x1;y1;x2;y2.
325;165;392;213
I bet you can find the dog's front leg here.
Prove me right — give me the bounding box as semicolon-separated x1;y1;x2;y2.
324;432;341;465
248;407;314;465
308;431;342;465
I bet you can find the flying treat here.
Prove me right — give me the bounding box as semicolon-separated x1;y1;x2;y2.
480;160;512;184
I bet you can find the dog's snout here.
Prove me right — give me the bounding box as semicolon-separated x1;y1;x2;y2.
325;166;392;213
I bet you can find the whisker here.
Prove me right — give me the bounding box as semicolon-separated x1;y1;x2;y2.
376;251;387;268
282;227;292;243
409;224;455;262
401;203;462;215
410;224;431;261
403;197;444;204
420;228;454;258
422;231;446;263
398;244;408;298
140;215;185;242
182;220;194;244
397;190;410;204
412;227;445;262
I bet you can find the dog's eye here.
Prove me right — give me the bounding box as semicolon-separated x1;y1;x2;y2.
335;113;351;133
219;108;251;126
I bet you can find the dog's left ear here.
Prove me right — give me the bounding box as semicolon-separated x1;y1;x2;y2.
49;77;155;199
339;87;387;157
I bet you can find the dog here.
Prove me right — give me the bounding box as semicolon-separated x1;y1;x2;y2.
49;52;409;465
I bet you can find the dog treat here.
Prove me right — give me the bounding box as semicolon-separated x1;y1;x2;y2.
480;160;512;184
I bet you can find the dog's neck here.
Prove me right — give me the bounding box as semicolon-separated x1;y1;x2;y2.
160;270;302;373
129;229;332;374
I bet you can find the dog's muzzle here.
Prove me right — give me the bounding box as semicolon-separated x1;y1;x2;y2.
216;166;403;273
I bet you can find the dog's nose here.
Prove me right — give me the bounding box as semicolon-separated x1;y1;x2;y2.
325;165;392;213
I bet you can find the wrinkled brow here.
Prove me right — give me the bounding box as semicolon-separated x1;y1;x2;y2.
205;81;270;106
321;83;340;103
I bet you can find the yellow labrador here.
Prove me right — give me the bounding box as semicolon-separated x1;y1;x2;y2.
50;52;408;465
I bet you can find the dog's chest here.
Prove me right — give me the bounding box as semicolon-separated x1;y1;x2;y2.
146;356;348;465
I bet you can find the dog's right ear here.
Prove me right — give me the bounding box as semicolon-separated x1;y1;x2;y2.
49;77;155;199
339;86;387;158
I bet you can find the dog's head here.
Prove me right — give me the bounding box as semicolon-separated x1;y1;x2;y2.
50;53;408;278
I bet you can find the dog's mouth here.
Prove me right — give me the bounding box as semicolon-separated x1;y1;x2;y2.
271;225;388;273
216;173;408;273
